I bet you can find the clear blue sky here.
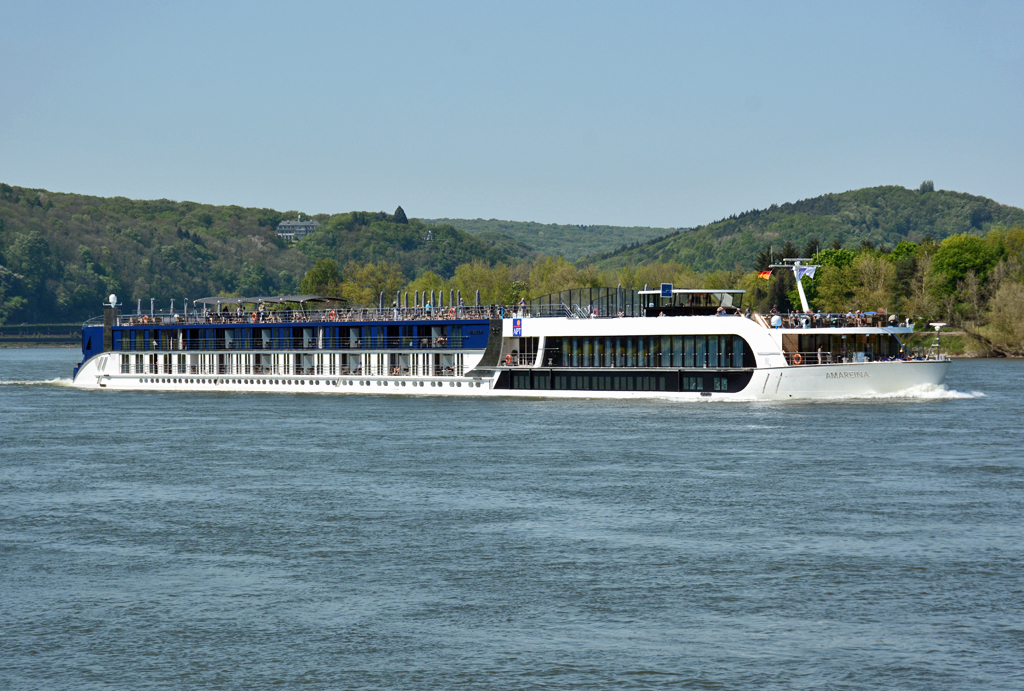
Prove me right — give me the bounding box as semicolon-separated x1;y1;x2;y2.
2;1;1022;228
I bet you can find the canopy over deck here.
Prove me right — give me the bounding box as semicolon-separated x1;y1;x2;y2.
194;295;347;306
637;289;746;295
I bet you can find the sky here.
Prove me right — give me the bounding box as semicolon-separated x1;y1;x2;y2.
2;1;1022;228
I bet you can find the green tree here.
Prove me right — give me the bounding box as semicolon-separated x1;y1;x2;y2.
0;265;27;324
238;261;274;296
851;254;897;311
342;261;405;306
930;234;1002;294
815;248;857;269
299;258;342;296
889;240;917;262
802;237;822;259
768;269;794;312
450;261;522;304
5;231;51;294
528;255;582;297
405;270;448;295
972;280;1024;355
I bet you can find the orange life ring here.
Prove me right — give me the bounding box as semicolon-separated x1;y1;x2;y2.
142;314;149;324
250;312;257;322
329;310;337;320
792;353;803;365
448;308;456;318
504;354;512;366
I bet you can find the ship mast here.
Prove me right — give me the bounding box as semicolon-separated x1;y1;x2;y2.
769;258;820;313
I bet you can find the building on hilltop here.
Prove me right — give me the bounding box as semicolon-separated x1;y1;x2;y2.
276;219;320;241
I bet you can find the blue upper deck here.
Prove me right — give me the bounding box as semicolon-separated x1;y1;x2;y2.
77;300;507;372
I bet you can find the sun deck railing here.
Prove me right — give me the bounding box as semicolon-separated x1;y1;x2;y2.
84;305;916;329
762;312;912;329
782;350;942;365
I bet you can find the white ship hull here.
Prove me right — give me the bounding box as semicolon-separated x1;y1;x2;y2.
71;353;950;400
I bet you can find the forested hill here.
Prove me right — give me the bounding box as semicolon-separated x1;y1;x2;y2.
421;217;675;261
5;181;1024;325
587;185;1024;272
0;184;535;324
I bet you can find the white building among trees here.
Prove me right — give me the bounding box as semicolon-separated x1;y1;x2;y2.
276;219;320;241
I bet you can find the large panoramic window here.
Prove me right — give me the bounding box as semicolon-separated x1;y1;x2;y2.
545;335;752;369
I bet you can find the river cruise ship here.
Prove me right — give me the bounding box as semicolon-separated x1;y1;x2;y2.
70;266;950;400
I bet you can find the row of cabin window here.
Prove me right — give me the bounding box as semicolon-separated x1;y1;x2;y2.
120;352;462;376
113;325;462;351
510;371;734;392
555;335;748;369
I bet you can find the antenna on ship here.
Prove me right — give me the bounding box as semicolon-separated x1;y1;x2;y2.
769;257;820;313
929;322;946;360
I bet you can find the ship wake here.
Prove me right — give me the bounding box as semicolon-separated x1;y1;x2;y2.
865;383;985;400
0;377;74;387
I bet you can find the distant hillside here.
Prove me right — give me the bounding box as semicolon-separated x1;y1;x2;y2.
0;184;534;323
587;185;1024;272
421;217;676;261
296;212;536;278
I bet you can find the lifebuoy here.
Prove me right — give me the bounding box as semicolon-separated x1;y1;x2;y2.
792;353;803;365
329;310;337;320
448;308;456;318
504;354;512;366
250;312;257;322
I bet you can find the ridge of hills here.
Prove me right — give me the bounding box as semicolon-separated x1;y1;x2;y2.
420;217;676;262
584;184;1024;272
3;181;1023;324
0;183;535;323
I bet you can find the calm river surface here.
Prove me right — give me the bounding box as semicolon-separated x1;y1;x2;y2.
1;349;1022;689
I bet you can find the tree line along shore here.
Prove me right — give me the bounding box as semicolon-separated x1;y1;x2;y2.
2;182;1023;356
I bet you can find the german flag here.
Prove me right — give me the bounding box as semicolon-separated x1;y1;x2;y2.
757;270;772;280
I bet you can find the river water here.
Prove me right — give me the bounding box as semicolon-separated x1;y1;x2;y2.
1;348;1021;689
